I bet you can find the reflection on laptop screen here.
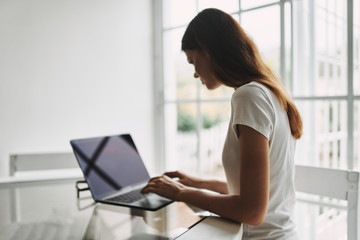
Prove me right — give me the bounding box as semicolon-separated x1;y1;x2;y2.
71;134;150;199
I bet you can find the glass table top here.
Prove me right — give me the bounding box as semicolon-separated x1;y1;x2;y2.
0;178;208;240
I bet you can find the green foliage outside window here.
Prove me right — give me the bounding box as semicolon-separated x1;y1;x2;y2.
177;110;196;132
177;109;223;132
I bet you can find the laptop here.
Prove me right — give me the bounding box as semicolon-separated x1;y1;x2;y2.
70;133;173;211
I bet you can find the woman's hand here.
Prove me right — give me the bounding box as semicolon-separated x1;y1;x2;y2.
163;171;199;187
141;175;189;201
165;171;229;194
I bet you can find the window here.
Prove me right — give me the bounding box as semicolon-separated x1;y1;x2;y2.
155;0;359;173
154;0;359;238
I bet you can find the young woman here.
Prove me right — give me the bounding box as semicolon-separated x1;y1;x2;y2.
142;8;302;240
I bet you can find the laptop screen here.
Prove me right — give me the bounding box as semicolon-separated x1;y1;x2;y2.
71;134;150;199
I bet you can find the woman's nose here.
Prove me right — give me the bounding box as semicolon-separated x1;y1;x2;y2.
194;72;199;78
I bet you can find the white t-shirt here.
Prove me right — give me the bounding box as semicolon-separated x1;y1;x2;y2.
222;81;297;240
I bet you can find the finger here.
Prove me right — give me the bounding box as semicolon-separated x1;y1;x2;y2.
143;185;165;195
164;171;182;178
162;175;179;183
159;175;174;183
144;182;156;188
141;186;156;194
141;182;159;192
141;181;158;193
149;176;162;182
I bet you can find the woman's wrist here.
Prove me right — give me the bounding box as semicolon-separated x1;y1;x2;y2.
176;185;197;202
195;179;208;189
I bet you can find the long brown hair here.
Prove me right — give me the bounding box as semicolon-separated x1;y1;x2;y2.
182;8;302;139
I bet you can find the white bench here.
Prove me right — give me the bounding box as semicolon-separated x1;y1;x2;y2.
8;152;83;182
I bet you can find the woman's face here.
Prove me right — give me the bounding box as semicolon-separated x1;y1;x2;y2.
184;50;222;90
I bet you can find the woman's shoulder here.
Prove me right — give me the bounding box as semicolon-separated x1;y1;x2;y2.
232;81;269;101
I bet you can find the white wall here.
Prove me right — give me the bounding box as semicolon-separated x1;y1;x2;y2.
0;0;155;177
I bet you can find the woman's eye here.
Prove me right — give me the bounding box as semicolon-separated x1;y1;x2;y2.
188;60;194;64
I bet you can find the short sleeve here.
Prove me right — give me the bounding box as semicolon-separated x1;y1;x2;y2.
231;84;274;140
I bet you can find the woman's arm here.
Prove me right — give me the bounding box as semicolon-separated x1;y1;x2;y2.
164;171;229;194
142;124;270;225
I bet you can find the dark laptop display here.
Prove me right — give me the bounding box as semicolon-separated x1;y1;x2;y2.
70;134;173;211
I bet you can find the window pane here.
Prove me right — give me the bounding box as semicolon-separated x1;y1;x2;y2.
199;102;230;178
355;101;360;169
295;100;347;168
293;0;347;96
241;0;279;10
163;0;196;29
163;27;197;101
241;5;281;77
198;0;239;13
164;103;198;171
164;102;231;176
355;0;360;94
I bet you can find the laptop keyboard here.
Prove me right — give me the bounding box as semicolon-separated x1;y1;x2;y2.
107;189;146;203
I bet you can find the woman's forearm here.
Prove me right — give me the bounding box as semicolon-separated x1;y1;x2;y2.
177;186;266;225
195;178;229;194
